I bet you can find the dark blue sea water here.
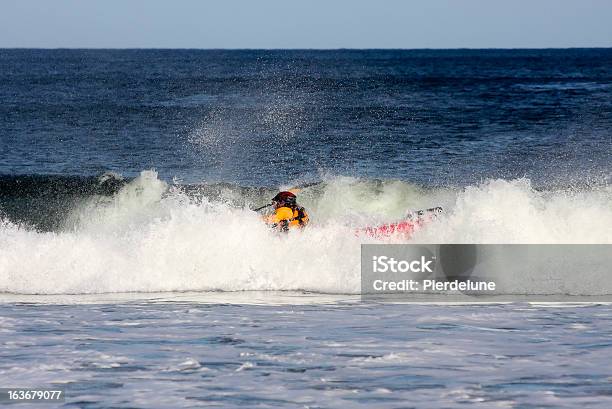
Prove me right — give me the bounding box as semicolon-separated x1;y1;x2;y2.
1;49;611;187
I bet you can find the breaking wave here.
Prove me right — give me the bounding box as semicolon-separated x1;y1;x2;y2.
0;170;611;295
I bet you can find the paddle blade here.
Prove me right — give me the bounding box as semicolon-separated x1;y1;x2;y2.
287;181;319;194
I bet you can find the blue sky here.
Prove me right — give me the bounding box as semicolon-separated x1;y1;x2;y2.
1;0;611;49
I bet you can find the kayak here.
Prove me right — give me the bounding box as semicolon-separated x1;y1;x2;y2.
359;207;443;238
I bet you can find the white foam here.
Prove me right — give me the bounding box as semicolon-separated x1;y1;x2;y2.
413;178;612;244
0;171;610;295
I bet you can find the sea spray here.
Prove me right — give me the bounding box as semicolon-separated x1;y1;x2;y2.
412;178;612;244
0;172;611;295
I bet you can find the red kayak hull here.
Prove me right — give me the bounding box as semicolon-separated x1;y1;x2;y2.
360;219;421;238
358;207;442;238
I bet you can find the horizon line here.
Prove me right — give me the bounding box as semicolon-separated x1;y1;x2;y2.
2;46;612;51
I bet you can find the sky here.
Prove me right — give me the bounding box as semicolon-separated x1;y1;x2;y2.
1;0;612;49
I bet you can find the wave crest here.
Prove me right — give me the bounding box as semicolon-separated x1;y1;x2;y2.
1;171;611;294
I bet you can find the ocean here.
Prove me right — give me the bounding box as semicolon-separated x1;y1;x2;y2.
1;49;611;407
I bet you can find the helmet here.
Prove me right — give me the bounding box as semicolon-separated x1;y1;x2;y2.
272;191;296;207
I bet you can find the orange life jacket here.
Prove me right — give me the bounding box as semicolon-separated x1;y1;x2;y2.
265;206;309;231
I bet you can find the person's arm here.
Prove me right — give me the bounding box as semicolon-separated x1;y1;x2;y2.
300;209;309;226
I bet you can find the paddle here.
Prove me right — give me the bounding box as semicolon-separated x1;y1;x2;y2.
286;181;320;194
252;203;272;212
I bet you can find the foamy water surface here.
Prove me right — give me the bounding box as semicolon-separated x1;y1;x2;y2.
1;298;612;408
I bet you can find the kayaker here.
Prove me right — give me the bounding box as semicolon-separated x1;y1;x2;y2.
264;191;309;232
